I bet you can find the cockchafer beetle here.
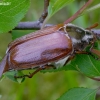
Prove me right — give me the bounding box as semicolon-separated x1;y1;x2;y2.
0;23;99;78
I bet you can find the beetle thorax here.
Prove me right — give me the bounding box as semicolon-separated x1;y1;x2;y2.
63;23;94;50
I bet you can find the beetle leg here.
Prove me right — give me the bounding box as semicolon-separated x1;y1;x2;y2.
14;67;43;79
27;67;43;78
64;50;90;66
14;65;55;78
75;50;88;54
88;36;100;60
64;51;88;66
27;65;55;78
90;46;100;60
75;48;100;60
75;50;96;59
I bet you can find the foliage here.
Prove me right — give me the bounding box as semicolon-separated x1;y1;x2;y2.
43;0;75;24
58;87;97;100
0;0;100;100
0;0;30;33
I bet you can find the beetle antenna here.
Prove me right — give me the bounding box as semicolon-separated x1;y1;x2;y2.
86;23;98;30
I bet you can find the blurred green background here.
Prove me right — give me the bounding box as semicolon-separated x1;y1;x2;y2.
0;0;100;100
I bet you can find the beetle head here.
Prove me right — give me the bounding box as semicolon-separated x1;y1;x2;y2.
58;23;95;51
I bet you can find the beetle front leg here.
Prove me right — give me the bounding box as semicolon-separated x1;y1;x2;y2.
88;34;100;59
90;46;100;60
75;49;100;60
64;50;91;66
90;48;100;60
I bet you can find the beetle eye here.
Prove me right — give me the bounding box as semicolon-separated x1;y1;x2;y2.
86;31;91;35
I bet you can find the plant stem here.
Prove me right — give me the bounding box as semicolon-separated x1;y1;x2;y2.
64;0;93;24
39;0;50;23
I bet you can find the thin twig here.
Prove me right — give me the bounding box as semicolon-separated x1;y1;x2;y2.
64;0;93;24
14;0;50;30
14;21;52;30
14;0;93;30
14;22;100;39
39;0;50;23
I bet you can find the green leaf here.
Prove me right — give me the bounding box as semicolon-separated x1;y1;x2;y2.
42;0;75;26
4;71;25;83
57;87;97;100
0;0;30;33
0;74;5;82
48;0;75;17
42;0;94;28
69;54;100;77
